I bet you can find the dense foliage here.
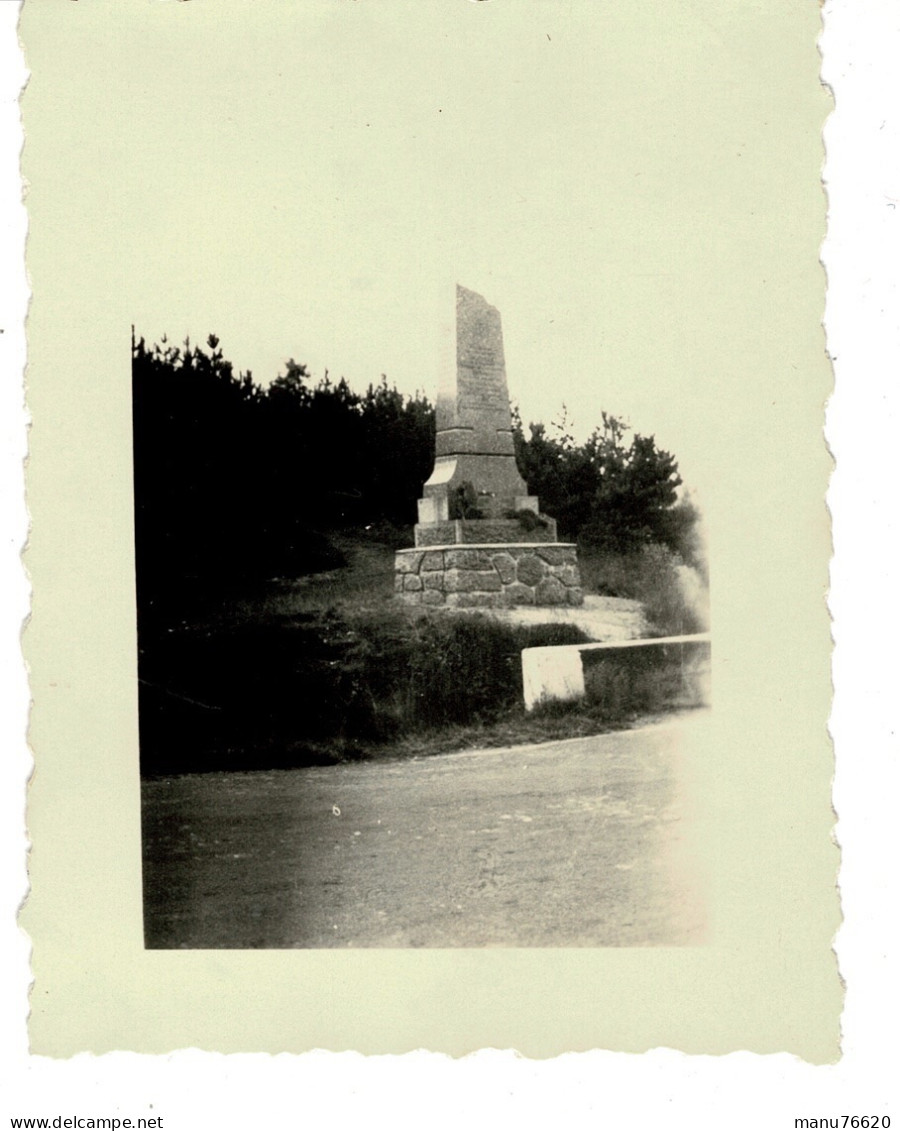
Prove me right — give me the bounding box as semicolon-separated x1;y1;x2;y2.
132;334;434;605
512;408;700;564
132;333;707;771
132;334;702;607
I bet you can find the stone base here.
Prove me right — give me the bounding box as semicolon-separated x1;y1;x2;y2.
395;543;584;608
414;516;557;547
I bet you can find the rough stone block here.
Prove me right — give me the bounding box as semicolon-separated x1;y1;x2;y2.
395;551;424;574
403;574;424;592
537;545;576;566
516;554;545;587
550;564;582;587
421;551;445;571
421;589;445;606
535;576;567;605
566;587;585;607
504;582;535;606
445;549;491;569
394;574;406;594
491;552;516;584
444;569;502;593
423;572;444;591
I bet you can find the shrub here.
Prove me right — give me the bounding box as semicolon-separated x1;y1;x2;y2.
138;608;590;774
132;335;435;606
349;613;589;731
449;481;484;520
578;543;709;637
582;641;710;718
584;656;687;718
503;508;550;534
512;408;686;552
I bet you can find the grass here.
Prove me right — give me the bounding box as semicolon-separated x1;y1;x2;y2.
578;543;709;636
137;525;710;776
181;524;404;630
138;596;596;775
582;642;710;720
383;701;699;763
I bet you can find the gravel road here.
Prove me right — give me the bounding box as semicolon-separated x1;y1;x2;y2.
142;713;708;948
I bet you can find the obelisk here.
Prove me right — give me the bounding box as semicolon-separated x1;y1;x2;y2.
418;285;534;522
396;284;583;609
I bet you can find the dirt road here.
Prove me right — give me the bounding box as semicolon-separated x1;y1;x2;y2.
142;713;708;948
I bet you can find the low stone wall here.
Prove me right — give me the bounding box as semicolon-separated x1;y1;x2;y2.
395;543;583;608
521;634;712;711
414;517;557;548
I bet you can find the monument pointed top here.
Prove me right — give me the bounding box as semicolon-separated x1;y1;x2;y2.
419;284;529;518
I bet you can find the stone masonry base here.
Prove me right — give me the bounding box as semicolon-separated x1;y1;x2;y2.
395;543;584;608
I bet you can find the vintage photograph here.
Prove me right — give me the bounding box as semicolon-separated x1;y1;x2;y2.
135;284;711;948
20;0;839;1059
118;4;722;952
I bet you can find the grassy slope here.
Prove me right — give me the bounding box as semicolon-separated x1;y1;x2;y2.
138;527;707;775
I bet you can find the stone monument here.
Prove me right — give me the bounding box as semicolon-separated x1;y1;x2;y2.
395;285;584;608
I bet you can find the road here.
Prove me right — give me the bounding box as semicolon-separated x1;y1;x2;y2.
142;713;708;948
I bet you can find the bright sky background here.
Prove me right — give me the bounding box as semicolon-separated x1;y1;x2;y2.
25;0;825;501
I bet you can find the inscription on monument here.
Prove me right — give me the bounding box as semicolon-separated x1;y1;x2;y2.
424;285;528;513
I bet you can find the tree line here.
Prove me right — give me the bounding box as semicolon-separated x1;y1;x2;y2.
513;407;700;560
132;333;700;605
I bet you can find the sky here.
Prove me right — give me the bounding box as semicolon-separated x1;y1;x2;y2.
23;0;826;502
